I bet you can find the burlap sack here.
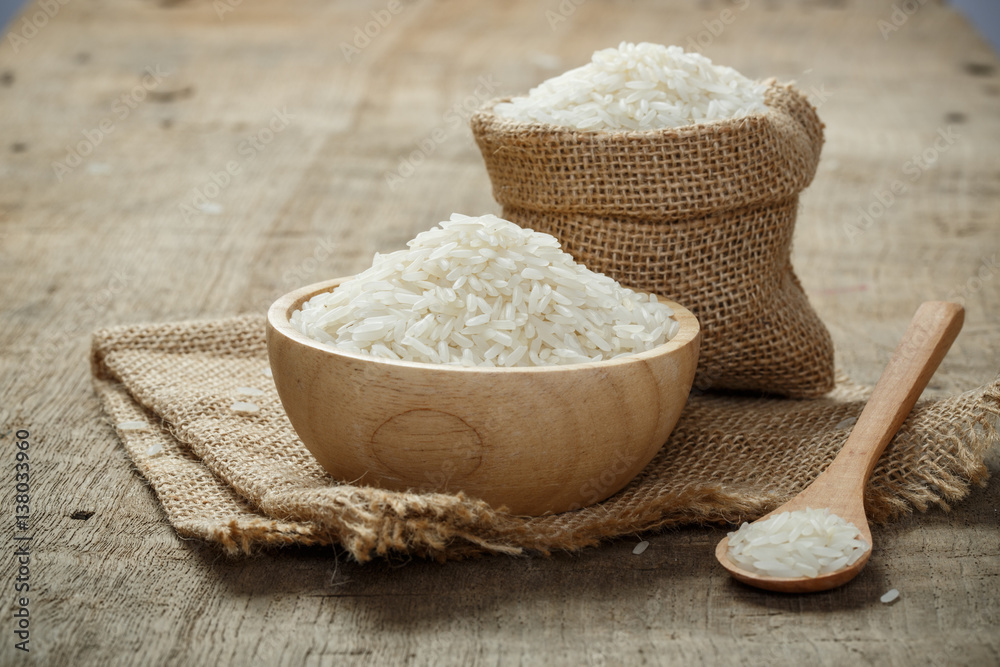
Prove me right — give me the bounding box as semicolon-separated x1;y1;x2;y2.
90;316;998;562
471;81;833;398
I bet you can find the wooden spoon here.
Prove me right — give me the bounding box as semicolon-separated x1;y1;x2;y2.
715;301;965;593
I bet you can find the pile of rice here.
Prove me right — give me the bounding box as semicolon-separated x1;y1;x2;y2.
291;214;679;367
492;42;768;131
726;508;871;579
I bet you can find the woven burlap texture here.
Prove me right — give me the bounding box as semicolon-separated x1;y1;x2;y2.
91;315;999;562
471;81;834;398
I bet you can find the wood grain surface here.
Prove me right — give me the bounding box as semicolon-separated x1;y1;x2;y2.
1;0;997;665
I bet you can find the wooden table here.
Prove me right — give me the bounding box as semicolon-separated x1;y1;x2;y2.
2;1;998;664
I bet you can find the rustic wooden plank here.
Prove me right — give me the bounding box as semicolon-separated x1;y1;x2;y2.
0;0;997;665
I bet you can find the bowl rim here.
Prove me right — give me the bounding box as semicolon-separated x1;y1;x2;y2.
268;276;700;374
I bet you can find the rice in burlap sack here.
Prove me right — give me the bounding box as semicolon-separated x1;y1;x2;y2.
90;316;998;562
471;80;833;398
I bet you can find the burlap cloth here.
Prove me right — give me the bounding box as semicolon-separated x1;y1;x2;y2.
90;315;999;562
471;81;834;398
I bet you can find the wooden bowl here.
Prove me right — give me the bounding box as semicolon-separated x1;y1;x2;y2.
267;277;701;516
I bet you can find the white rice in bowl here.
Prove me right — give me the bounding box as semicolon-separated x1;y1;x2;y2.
291;214;680;367
492;41;768;131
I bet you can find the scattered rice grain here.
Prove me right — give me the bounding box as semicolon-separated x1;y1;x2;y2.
116;421;148;432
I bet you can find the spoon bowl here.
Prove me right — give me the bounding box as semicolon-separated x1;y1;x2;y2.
715;486;874;593
715;301;964;593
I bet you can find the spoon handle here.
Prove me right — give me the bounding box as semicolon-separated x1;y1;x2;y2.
828;301;965;488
